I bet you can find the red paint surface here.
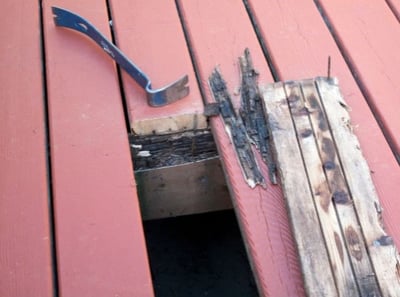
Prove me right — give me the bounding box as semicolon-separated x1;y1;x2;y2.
110;0;204;133
43;1;153;296
247;0;400;248
0;1;53;297
317;0;400;158
177;1;306;296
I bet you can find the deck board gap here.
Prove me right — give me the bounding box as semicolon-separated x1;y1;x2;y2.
242;0;280;82
175;0;208;106
105;0;131;132
39;1;60;295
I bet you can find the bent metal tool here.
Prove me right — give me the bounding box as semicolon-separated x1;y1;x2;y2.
52;7;189;107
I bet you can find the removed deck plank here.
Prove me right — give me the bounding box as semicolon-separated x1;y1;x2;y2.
43;1;153;296
261;77;400;297
0;1;53;296
284;82;359;297
176;1;305;296
262;82;337;297
109;0;206;135
316;77;400;296
316;0;400;161
247;0;400;252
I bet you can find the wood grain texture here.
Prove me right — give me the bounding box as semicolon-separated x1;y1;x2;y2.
0;1;53;297
316;77;400;297
301;80;380;296
43;1;153;296
284;82;358;297
176;1;305;296
262;83;338;297
247;0;400;253
109;0;206;135
316;0;400;160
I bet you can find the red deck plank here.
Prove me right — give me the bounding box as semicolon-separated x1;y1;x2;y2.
110;0;206;135
0;2;53;297
43;1;153;296
176;1;306;296
247;0;400;248
317;0;400;159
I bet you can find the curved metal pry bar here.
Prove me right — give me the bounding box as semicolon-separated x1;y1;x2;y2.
52;7;189;107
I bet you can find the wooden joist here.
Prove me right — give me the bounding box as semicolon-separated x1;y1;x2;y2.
261;77;400;297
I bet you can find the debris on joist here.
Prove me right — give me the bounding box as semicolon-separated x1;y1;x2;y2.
129;129;218;170
209;68;265;188
239;48;277;184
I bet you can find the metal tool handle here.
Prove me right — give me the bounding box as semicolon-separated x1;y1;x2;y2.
52;7;189;107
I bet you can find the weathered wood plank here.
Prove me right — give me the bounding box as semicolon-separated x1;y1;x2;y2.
0;2;53;296
176;1;305;296
43;1;153;296
301;79;380;295
247;0;400;255
109;0;206;135
284;82;358;296
316;0;400;159
316;77;400;297
262;83;338;297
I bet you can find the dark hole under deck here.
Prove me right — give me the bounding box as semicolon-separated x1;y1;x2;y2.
143;210;259;297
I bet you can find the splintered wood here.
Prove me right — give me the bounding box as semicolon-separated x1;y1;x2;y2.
261;77;400;297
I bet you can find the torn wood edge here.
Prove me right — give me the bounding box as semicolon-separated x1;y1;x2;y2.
239;48;277;184
208;68;265;188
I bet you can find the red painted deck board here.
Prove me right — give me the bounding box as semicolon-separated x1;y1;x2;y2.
317;0;400;158
0;2;53;297
177;1;305;296
247;0;400;248
43;1;153;296
110;0;206;135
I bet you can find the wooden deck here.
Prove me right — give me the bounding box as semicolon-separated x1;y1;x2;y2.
1;1;399;296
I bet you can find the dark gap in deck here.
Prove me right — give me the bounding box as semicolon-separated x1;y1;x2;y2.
175;0;209;106
144;210;259;297
105;0;131;133
242;0;280;82
385;0;400;23
38;1;59;296
313;0;400;164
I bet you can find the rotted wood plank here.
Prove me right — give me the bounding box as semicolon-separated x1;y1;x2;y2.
263;78;400;296
316;77;400;297
300;80;380;296
284;82;358;296
109;0;206;135
246;0;400;257
315;0;400;160
176;1;305;296
262;83;338;297
0;1;53;296
43;1;153;296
